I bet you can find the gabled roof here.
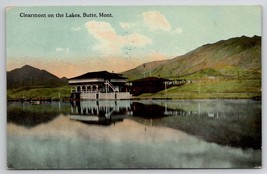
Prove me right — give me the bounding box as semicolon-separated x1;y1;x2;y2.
130;77;171;83
69;71;127;80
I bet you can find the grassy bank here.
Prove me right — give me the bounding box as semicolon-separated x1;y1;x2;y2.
7;79;261;100
137;79;261;99
7;86;71;100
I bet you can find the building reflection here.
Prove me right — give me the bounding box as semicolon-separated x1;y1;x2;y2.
69;100;247;126
70;100;133;125
70;100;185;125
131;102;185;118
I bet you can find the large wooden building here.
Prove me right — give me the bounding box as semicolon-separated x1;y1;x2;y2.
68;71;132;100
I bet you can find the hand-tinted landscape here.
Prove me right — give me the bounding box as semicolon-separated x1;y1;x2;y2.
7;35;261;100
6;6;261;169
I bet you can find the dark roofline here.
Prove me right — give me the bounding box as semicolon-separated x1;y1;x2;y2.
130;77;172;83
69;71;127;80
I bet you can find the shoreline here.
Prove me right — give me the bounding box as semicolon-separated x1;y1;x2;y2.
7;94;261;102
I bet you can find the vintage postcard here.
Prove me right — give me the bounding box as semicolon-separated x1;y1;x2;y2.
6;6;261;169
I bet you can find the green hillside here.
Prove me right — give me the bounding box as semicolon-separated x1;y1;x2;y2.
7;86;71;100
123;35;261;81
123;35;261;99
139;79;261;99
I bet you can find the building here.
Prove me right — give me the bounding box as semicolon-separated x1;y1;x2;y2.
68;71;132;100
130;77;172;96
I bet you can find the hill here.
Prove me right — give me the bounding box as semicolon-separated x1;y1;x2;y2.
7;65;67;89
123;35;261;80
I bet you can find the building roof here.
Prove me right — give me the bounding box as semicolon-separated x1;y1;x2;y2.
130;77;172;83
69;71;127;80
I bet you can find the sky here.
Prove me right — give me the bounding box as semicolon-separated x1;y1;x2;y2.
6;6;261;78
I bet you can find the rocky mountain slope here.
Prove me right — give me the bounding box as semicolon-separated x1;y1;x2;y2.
123;35;261;80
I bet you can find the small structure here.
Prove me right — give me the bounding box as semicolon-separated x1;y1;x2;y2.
130;77;172;96
68;71;132;100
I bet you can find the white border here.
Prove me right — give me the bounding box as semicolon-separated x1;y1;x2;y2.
1;0;266;174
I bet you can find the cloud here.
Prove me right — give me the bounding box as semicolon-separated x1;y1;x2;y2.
85;20;152;55
143;11;171;32
120;22;136;29
175;48;186;56
66;48;70;54
56;48;64;52
55;47;70;54
120;22;131;29
126;32;153;47
174;27;183;34
148;51;168;61
71;27;81;31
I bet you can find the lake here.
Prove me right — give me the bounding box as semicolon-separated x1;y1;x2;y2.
7;99;261;169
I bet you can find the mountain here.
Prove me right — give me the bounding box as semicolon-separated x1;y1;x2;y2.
7;65;67;89
123;35;261;80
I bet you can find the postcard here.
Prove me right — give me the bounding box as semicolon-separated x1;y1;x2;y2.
6;6;261;169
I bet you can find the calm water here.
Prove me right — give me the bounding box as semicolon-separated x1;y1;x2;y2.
7;99;261;169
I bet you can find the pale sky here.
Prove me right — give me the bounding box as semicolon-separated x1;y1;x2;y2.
6;6;261;78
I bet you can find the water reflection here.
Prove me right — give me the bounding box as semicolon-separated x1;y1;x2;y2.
68;100;261;149
131;101;184;118
7;101;71;128
70;100;132;125
7;116;261;169
7;99;262;168
69;100;185;125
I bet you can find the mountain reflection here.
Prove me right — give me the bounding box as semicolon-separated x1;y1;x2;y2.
70;100;261;149
7;102;70;128
132;100;261;149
